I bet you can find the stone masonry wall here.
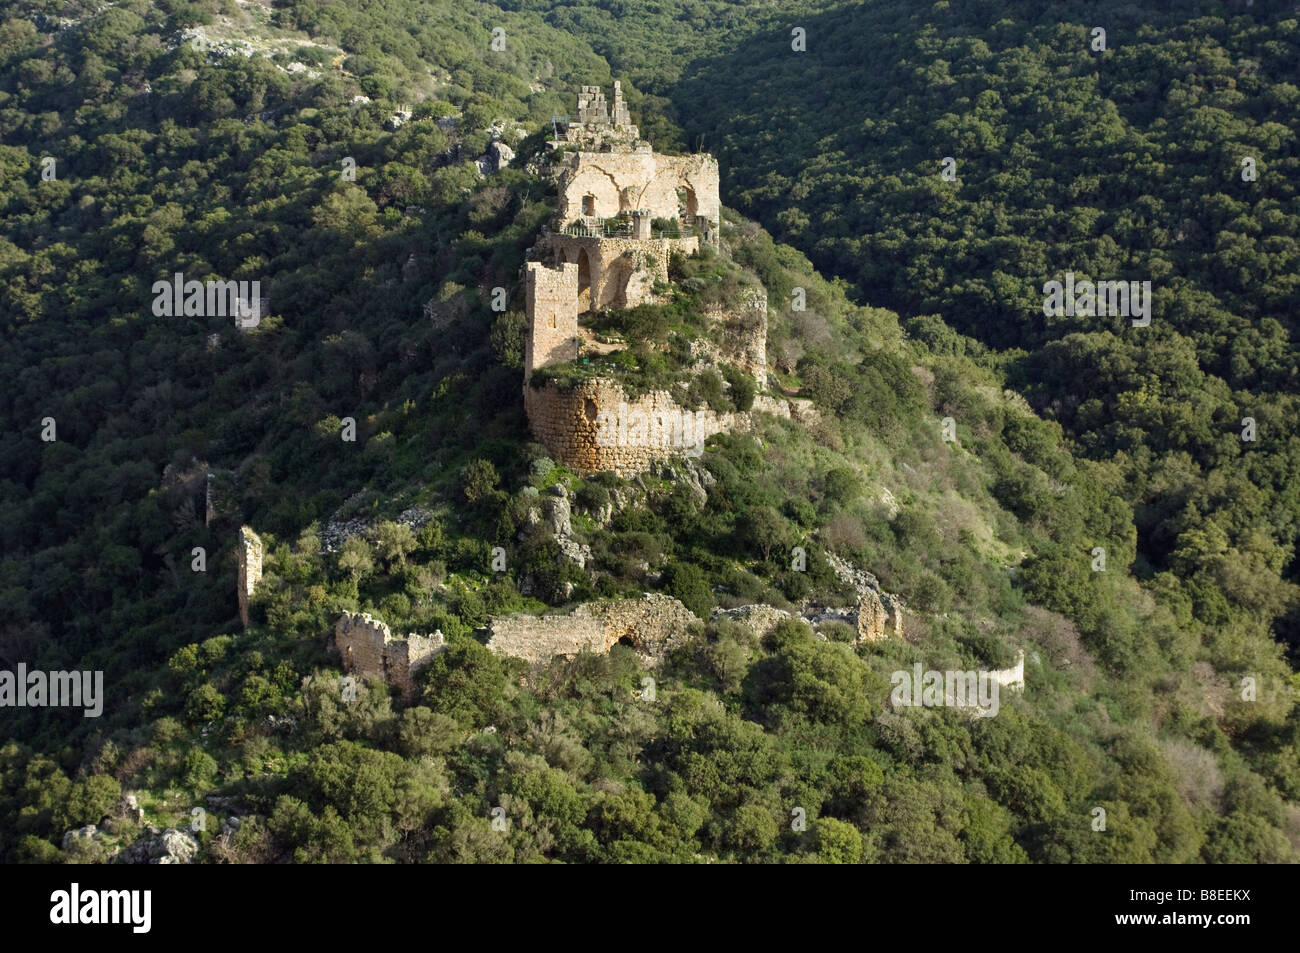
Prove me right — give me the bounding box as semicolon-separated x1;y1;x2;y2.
525;261;580;374
237;526;263;630
486;593;697;665
556;151;720;225
534;233;698;314
524;377;750;475
334;611;445;701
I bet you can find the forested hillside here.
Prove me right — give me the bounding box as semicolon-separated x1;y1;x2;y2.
0;0;1296;863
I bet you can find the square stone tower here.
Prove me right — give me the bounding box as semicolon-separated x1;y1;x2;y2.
525;261;581;377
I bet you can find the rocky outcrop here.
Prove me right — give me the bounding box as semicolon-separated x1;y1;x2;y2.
482;139;514;174
824;550;905;642
116;828;199;865
518;484;592;572
710;604;792;639
62;824;109;853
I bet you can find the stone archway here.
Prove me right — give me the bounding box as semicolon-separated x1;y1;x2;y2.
577;247;592;311
678;185;699;224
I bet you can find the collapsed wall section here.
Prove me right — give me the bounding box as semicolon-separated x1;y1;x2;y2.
702;286;769;388
485;593;696;665
334;611;445;701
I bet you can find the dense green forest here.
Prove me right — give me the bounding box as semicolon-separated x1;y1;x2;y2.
0;0;1296;863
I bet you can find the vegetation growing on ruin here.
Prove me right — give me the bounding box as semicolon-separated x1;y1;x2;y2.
0;0;1296;864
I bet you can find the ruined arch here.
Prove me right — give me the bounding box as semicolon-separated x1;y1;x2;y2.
577;247;592;310
678;185;699;224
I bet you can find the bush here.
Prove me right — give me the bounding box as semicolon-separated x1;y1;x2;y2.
663;561;713;619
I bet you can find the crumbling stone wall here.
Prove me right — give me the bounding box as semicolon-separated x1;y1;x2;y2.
237;526;263;630
485;593;697;665
987;650;1026;693
556;151;720;226
703;286;769;388
334;611;445;701
711;604;792;639
533;232;698;315
856;589;905;643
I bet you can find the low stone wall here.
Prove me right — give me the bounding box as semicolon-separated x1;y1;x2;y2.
710;604;792;639
486;593;697;665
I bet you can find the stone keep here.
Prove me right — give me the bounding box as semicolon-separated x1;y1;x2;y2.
237;526;263;630
521;80;761;475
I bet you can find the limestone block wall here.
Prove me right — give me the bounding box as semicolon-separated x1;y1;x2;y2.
486;593;697;665
237;526;263;630
524;377;749;475
484;606;607;663
576;84;610;124
556;151;720;225
334;611;445;701
534;233;698;314
525;261;580;374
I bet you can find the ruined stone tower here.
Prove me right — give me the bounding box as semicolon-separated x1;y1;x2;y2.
334;612;445;701
524;261;580;374
236;526;263;629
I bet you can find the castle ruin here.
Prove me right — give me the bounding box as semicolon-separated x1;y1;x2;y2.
334;611;446;702
485;592;698;666
522;82;786;475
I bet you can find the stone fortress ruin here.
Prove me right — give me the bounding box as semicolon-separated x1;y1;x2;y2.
230;83;1018;702
522;83;810;475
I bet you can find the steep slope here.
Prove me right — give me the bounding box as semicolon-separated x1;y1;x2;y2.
0;0;1295;863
